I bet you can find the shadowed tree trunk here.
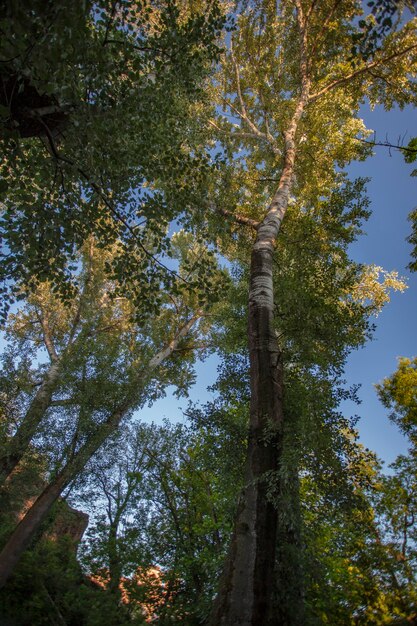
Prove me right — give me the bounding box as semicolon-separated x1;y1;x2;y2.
108;520;123;603
0;401;128;589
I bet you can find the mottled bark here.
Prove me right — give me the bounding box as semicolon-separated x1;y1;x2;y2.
209;239;285;626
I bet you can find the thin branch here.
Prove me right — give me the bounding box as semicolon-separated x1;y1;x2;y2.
103;39;172;58
294;0;305;27
147;311;203;369
67;238;95;345
215;206;260;230
83;317;133;336
309;0;342;61
41;583;67;626
356;136;417;156
218;92;280;154
368;69;397;91
102;1;118;47
208;119;266;142
310;43;417;101
306;0;320;22
26;104;74;118
258;88;280;154
50;398;76;407
228;41;279;154
230;37;251;126
173;342;215;353
38;311;58;363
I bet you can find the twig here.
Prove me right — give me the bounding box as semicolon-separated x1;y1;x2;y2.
356;136;417;156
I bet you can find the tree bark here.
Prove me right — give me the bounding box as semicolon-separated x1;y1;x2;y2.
108;521;123;602
209;17;310;619
0;471;67;588
209;240;285;626
0;400;139;587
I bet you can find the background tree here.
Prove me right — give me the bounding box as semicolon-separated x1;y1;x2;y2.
0;232;226;587
377;357;417;443
72;409;246;624
0;0;224;319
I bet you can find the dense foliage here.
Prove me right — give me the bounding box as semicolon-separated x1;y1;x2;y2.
1;1;417;625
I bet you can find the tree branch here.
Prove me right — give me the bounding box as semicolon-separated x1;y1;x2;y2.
309;0;342;62
310;43;417;101
38;311;58;363
356;136;417;157
215;206;260;230
226;41;280;155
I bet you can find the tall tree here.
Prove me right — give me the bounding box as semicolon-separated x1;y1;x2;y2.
0;234;225;587
206;2;417;623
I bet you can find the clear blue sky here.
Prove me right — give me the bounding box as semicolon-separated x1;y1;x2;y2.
342;102;417;465
140;102;417;468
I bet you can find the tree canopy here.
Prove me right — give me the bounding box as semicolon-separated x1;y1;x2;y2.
1;1;417;625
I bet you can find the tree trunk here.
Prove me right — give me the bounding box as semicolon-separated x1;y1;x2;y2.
209;242;285;626
108;522;123;603
0;472;67;588
274;430;305;626
0;359;63;485
0;402;128;589
209;45;310;621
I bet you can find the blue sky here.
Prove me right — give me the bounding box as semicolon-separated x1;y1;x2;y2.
342;102;417;465
140;101;417;468
1;95;414;470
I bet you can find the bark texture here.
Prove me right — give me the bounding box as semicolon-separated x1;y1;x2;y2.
209;232;285;626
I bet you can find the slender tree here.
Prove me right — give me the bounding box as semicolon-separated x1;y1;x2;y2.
207;2;417;623
0;235;224;588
